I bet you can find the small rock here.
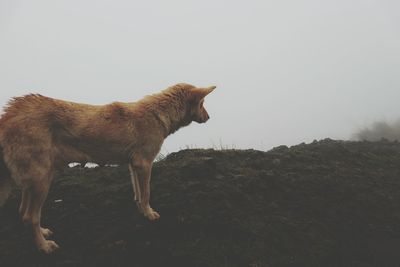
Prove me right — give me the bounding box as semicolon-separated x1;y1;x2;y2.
272;158;281;165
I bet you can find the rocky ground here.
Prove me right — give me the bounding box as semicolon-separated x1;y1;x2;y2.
1;139;400;267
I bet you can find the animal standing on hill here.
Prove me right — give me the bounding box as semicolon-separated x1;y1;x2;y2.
0;83;216;253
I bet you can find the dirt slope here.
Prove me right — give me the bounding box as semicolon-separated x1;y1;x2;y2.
1;139;400;267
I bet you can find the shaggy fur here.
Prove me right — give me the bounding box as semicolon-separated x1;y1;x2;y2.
0;83;215;253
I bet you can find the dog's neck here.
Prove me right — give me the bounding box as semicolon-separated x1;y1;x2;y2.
139;92;192;137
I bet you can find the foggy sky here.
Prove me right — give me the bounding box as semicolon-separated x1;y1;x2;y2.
1;0;400;154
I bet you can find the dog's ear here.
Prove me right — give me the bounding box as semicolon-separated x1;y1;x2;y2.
190;86;216;101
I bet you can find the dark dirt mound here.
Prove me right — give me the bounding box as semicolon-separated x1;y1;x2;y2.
2;139;400;267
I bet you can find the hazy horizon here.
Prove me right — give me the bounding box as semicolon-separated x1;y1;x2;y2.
1;0;400;154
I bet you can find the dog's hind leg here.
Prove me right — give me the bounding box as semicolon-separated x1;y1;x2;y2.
18;160;58;254
23;179;58;254
0;147;12;207
21;186;53;239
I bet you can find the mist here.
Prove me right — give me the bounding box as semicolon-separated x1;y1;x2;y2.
354;120;400;141
1;0;400;153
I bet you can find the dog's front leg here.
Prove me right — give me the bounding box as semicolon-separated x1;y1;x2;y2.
132;160;160;221
128;164;143;214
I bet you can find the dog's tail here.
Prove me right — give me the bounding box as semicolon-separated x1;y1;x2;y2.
0;145;12;207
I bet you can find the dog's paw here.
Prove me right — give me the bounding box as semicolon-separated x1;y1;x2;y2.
41;228;53;239
144;208;160;221
136;202;144;214
38;240;60;254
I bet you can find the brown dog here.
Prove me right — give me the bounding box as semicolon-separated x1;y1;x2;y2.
0;83;216;253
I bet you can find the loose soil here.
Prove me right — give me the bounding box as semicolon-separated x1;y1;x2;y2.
1;139;400;267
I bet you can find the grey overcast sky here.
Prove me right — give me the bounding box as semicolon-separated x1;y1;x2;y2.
1;0;399;154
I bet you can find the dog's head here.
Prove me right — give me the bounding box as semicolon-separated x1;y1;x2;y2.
188;86;216;124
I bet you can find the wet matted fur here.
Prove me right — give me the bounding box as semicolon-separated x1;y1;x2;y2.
0;83;216;253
